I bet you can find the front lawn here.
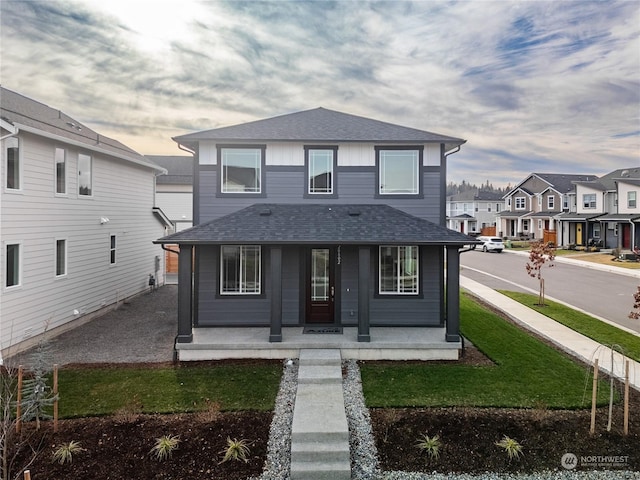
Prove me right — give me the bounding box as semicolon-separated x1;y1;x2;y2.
360;293;610;408
500;290;640;362
57;360;282;418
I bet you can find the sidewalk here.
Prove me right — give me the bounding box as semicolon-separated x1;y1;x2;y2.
460;276;640;391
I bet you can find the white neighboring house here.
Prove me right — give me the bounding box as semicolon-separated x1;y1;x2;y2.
446;189;504;236
0;87;171;361
146;155;193;232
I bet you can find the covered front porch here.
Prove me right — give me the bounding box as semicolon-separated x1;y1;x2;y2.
176;325;461;361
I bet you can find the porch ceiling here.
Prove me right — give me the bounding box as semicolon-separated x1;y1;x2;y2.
155;203;480;246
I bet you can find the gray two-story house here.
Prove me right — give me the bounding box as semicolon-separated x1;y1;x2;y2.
155;108;476;360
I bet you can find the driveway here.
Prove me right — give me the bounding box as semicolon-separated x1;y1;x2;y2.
7;285;177;367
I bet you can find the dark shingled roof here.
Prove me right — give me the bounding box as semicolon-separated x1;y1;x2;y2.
155;204;477;245
1;87;163;171
173;107;465;151
146;155;193;185
448;189;504;202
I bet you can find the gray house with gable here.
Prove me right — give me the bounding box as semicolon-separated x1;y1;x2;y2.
155;108;475;360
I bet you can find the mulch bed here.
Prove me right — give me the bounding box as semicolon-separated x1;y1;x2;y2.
10;411;272;480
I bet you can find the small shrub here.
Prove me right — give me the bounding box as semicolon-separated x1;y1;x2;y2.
52;440;85;465
151;435;180;461
496;435;523;460
415;433;441;460
220;437;250;463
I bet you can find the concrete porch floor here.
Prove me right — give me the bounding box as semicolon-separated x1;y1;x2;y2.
176;326;461;361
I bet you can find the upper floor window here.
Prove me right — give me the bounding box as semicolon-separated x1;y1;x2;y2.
583;193;596;209
55;239;67;277
547;196;554;209
537;195;542;207
515;197;526;210
379;245;418;295
496;203;501;212
78;153;92;196
221;245;261;295
5;243;21;288
5;137;20;190
376;147;422;196
628;191;637;209
488;204;492;212
305;146;336;196
219;146;264;194
563;195;568;209
109;235;117;264
55;147;66;194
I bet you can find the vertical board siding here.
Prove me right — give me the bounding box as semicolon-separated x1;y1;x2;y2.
1;132;167;353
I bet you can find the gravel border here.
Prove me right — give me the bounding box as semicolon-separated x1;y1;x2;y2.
252;357;639;480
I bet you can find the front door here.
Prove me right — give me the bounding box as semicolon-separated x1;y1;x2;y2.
577;223;583;245
306;248;335;324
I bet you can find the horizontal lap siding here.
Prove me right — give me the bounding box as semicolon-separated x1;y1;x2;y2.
1;133;166;352
369;246;441;326
198;167;440;223
197;246;297;326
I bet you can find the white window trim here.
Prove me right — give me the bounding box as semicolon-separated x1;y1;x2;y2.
55;238;68;278
220;147;262;194
307;148;335;195
377;149;420;196
220;245;262;295
628;191;637;209
378;245;419;295
4;241;22;289
4;136;22;193
547;196;554;209
515;197;526;210
54;147;67;196
583;194;596;209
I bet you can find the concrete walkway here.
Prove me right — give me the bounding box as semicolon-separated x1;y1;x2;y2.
461;275;640;391
290;349;351;480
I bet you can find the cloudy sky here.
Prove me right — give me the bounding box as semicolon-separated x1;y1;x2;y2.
1;0;638;187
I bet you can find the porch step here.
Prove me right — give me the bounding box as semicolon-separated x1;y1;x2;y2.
290;349;351;480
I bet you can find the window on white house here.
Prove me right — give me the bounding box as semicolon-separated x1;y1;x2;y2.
306;148;335;194
379;246;418;295
515;197;525;209
55;239;67;276
5;243;20;287
221;245;261;294
583;194;596;209
548;196;554;209
496;203;501;212
78;153;92;196
55;147;66;194
221;148;262;193
109;235;116;264
377;149;420;195
488;205;492;212
628;191;637;209
563;195;568;209
5;137;20;190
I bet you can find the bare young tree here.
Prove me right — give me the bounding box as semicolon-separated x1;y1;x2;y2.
629;286;640;319
526;240;556;306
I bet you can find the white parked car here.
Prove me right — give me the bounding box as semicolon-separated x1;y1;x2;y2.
478;236;504;253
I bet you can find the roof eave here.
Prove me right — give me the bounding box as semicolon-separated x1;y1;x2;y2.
15;122;165;173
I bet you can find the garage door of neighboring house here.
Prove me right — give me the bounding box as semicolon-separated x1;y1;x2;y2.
165;245;180;273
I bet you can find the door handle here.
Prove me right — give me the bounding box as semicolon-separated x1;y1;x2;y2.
331;286;335;299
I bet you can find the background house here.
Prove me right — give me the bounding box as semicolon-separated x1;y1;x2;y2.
156;107;476;360
498;173;597;243
1;87;170;360
146;155;193;280
560;167;640;249
446;189;504;236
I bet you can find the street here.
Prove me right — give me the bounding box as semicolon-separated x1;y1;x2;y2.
460;249;640;333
